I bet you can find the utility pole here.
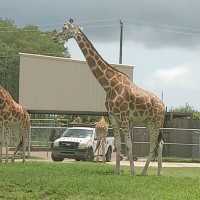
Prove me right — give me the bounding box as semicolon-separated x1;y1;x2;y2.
161;90;164;102
119;20;123;64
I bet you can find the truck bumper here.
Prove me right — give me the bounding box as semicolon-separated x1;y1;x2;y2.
52;147;89;160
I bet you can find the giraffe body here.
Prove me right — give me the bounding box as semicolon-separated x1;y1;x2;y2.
0;86;30;162
59;21;165;175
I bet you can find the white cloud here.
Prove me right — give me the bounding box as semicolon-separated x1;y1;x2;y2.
154;65;190;86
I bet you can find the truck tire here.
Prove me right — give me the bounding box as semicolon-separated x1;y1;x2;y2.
87;147;94;161
106;147;112;162
51;152;64;162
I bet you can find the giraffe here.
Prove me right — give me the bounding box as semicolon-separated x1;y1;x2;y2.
58;20;165;175
95;116;109;163
0;86;30;163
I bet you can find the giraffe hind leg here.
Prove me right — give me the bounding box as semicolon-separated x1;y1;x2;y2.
141;127;160;176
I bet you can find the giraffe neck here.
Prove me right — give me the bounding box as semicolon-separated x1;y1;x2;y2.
74;30;126;91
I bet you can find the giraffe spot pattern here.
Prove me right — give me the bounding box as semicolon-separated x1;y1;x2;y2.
105;68;115;79
115;84;123;95
87;56;96;67
111;77;118;87
79;42;85;48
92;66;104;78
115;96;124;107
110;90;117;100
89;49;95;56
99;62;107;71
120;102;129;111
99;77;109;87
82;48;88;56
77;35;82;41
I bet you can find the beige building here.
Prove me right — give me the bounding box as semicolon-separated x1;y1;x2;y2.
19;53;134;114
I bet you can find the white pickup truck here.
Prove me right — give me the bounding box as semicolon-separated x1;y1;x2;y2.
51;127;114;162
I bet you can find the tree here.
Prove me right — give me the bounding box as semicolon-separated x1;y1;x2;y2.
171;103;200;120
0;19;70;100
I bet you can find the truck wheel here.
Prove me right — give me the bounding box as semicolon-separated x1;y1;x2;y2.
51;153;64;162
106;147;112;162
87;148;94;161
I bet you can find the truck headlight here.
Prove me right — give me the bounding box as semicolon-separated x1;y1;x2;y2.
78;143;88;149
53;141;59;147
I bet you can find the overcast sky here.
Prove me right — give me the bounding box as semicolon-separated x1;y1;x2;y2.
1;0;200;110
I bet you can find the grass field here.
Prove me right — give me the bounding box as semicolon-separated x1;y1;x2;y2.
0;162;200;200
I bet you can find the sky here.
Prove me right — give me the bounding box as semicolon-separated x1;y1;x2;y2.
1;0;200;110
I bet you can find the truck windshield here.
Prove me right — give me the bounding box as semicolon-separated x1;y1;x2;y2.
62;129;93;138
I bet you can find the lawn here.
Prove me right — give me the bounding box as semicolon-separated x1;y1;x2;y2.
0;162;200;200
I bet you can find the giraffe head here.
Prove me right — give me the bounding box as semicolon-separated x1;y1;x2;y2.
59;19;81;42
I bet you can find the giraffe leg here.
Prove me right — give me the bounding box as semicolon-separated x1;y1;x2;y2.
141;126;159;176
115;133;121;174
109;114;121;175
157;138;164;176
102;138;106;163
22;129;26;163
141;148;155;176
95;140;101;162
125;130;134;176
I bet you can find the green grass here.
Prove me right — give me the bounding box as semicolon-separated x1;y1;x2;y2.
0;162;200;200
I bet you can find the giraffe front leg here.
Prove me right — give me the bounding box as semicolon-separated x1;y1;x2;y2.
124;126;134;176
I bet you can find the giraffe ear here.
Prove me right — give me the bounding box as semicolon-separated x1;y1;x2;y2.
79;26;83;31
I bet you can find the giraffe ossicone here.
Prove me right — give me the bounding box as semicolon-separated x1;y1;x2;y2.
59;20;165;176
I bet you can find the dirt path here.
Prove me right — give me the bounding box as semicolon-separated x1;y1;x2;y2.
27;151;200;168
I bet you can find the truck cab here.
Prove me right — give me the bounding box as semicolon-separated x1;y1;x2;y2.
51;127;114;162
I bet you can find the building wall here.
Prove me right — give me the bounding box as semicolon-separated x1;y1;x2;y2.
19;53;134;114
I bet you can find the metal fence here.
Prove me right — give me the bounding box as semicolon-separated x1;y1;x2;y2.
2;126;200;161
27;126;200;161
128;127;200;160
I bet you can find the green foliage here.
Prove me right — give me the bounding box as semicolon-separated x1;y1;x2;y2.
0;19;69;100
0;162;200;199
171;103;200;120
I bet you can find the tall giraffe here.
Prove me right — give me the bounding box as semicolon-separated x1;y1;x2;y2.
59;20;165;175
0;86;30;162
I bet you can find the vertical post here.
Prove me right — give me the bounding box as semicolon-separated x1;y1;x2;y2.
161;90;164;102
119;20;123;64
